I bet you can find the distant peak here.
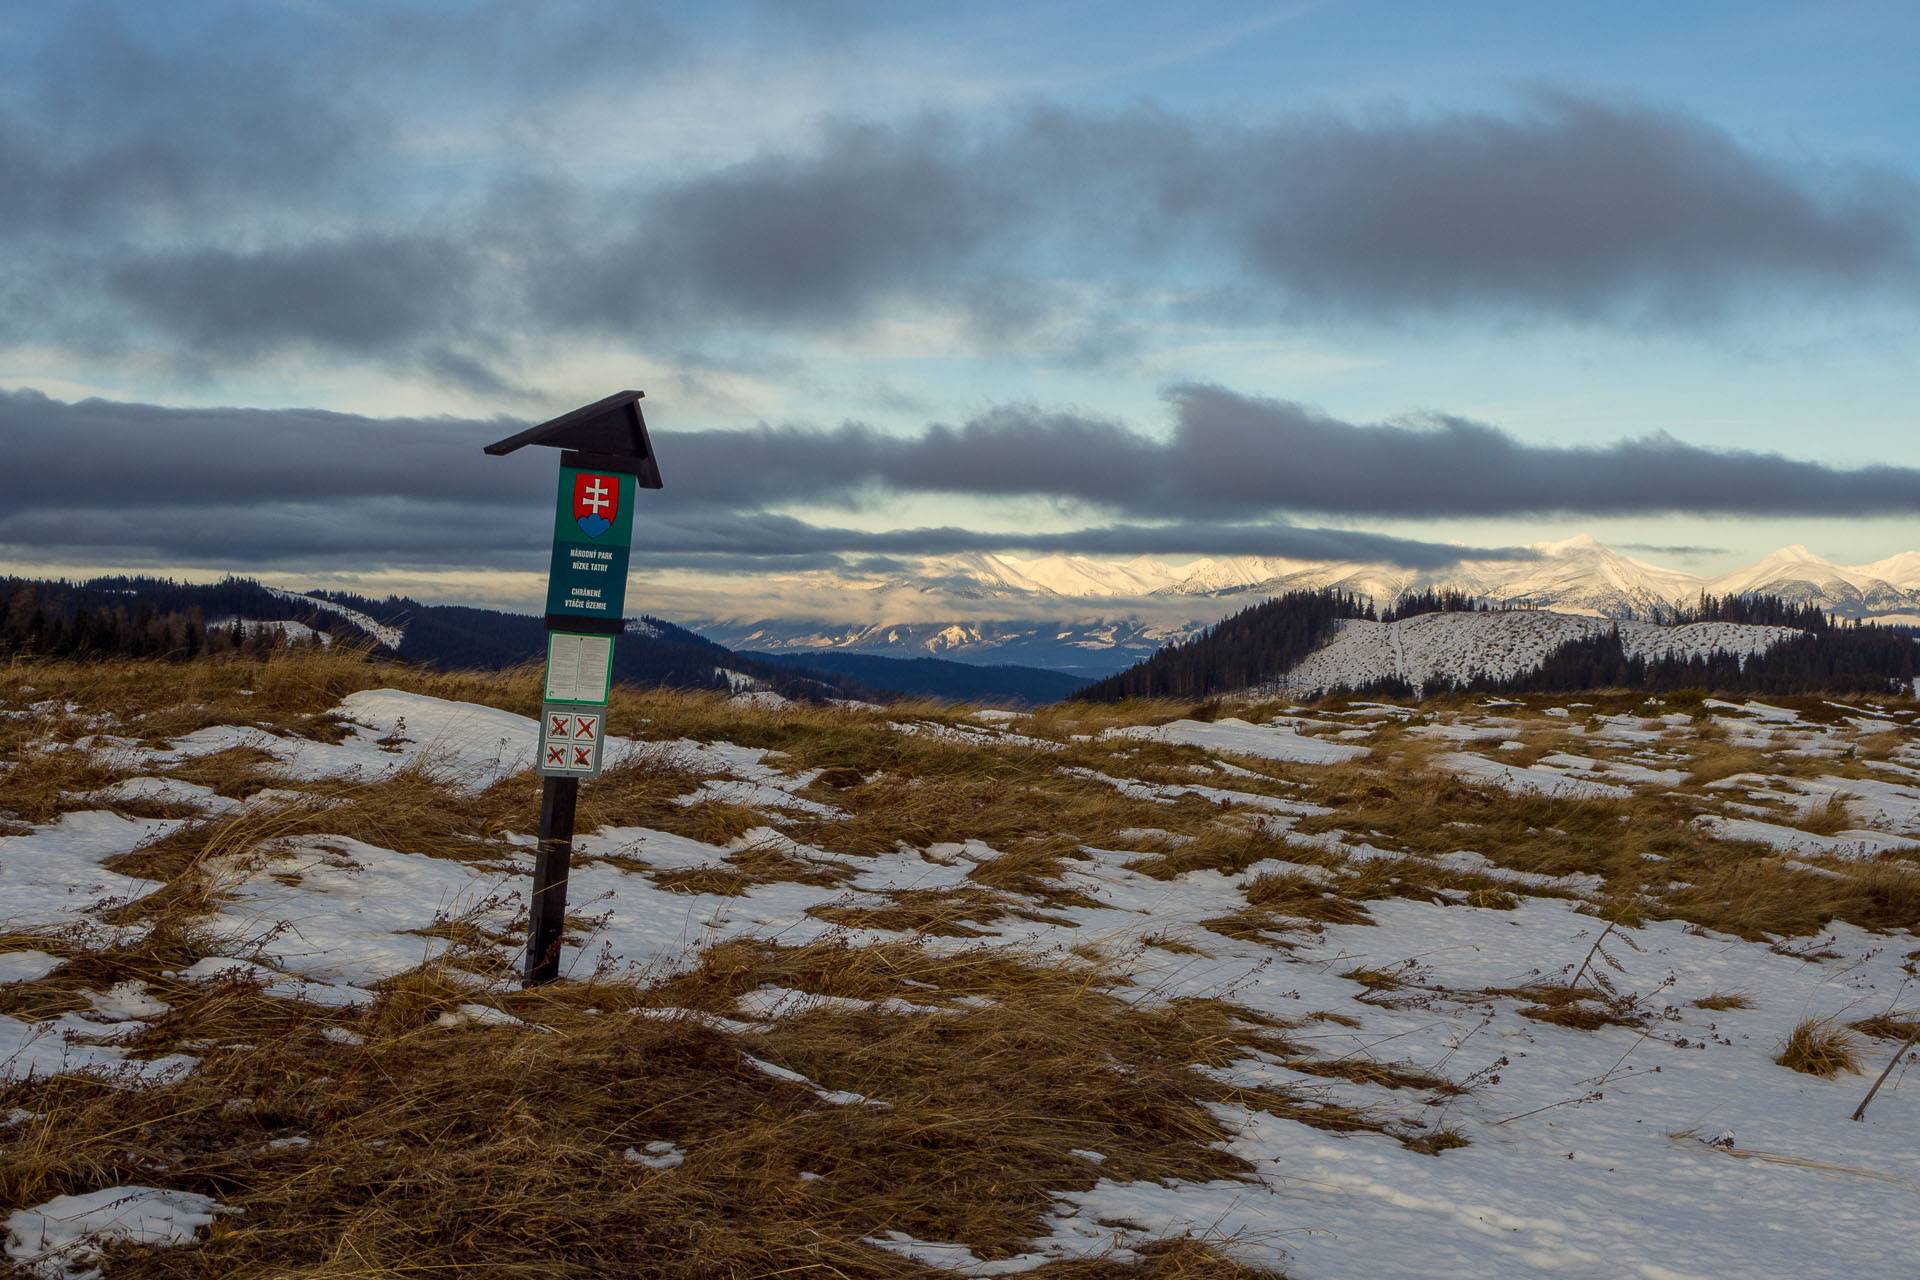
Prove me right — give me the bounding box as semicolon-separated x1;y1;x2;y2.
1767;544;1821;562
1533;533;1605;553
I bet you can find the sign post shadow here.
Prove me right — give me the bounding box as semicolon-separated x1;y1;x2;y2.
484;391;662;985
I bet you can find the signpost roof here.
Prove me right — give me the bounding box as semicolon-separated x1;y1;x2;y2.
483;390;663;487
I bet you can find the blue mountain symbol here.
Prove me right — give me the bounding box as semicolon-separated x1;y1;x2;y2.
577;513;612;538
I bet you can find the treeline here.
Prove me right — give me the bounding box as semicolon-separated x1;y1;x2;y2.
1656;592;1832;631
1378;588;1486;623
1337;621;1917;700
0;577;338;661
1074;589;1373;701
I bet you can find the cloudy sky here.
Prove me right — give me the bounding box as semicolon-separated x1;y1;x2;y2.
3;1;1918;620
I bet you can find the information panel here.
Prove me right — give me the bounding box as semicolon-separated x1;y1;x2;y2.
543;631;614;705
544;467;636;620
537;630;615;779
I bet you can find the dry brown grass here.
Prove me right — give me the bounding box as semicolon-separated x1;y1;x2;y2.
791;757;1182;862
162;744;299;798
1516;998;1647;1031
1797;794;1854;836
1245;872;1375;925
0;741;137;824
805;887;1041;937
1022;698;1198;740
1775;1016;1865;1077
1125;827;1295;881
1851;1011;1920;1041
1284;755;1920;940
1488;727;1582;769
0;941;1362;1277
1693;991;1754;1011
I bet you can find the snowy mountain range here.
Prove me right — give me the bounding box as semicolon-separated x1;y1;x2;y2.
693;536;1920;675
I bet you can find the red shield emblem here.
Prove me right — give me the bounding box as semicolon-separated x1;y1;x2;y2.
573;473;619;538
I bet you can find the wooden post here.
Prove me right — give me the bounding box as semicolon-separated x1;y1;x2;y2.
483;392;661;990
525;775;580;984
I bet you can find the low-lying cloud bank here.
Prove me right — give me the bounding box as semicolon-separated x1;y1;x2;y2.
5;387;1919;579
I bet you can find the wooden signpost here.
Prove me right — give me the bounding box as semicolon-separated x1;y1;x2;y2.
483;392;662;985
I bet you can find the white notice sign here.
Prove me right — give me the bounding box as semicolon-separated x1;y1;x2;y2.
543;632;614;704
577;635;611;703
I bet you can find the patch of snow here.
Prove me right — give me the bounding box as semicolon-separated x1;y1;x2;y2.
0;952;63;985
1693;815;1920;860
628;1007;770;1036
0;810;180;931
198;835;497;988
1437;753;1631;799
1;1011;196;1084
149;690;539;792
1067;767;1329;817
624;1140;686;1169
435;1003;522;1029
169;957;372;1008
741;1053;891;1109
1109;717;1369;765
5;1186;230;1279
85;982;169;1022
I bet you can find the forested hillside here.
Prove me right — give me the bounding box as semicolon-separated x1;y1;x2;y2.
0;576;351;660
1075;588;1374;700
1077;587;1919;703
1349;619;1918;700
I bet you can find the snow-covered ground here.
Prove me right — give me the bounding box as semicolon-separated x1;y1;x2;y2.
6;686;1920;1277
205;617;332;646
263;588;405;650
1277;610;1802;698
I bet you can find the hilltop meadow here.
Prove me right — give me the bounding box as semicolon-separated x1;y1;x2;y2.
4;646;1920;1277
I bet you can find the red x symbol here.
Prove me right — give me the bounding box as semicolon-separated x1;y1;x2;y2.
548;714;570;736
546;745;566;765
572;745;592;766
573;715;598;739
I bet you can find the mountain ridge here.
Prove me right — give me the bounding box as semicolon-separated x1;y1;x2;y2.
696;537;1920;669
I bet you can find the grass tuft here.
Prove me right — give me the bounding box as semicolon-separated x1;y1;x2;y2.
1693;991;1754;1011
1775;1016;1865;1077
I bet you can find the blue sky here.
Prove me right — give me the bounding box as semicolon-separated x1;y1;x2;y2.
2;1;1918;616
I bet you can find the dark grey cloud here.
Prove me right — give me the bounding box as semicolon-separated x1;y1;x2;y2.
0;389;1511;574
0;14;371;242
1158;385;1920;517
6;388;1914;579
647;386;1920;520
108;237;483;356
2;0;1912;381
1198;91;1916;321
503;95;1920;347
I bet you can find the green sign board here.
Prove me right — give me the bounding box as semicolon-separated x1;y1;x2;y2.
545;467;636;619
